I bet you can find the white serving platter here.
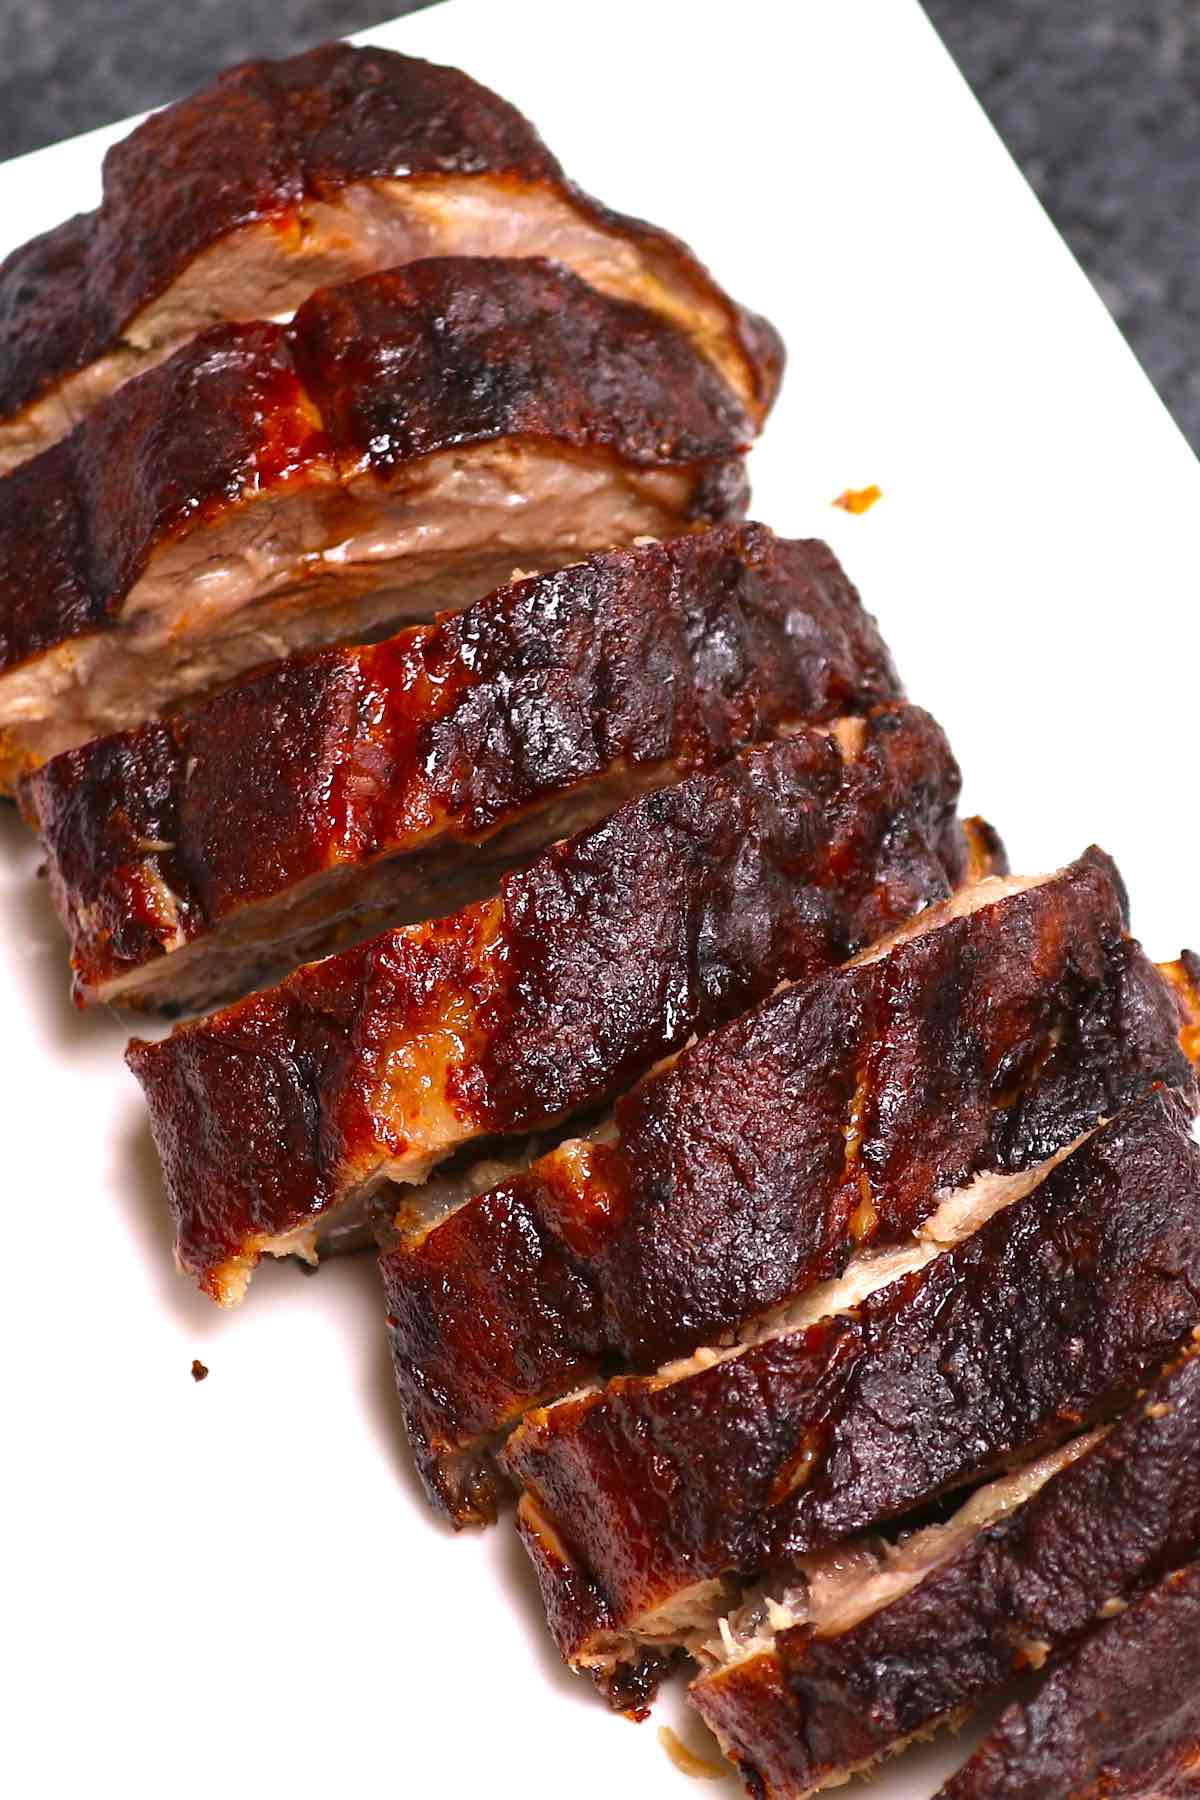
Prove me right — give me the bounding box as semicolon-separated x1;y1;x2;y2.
2;3;1198;1796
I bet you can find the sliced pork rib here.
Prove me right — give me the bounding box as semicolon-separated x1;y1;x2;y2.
382;853;1200;1525
940;1560;1200;1799
126;705;985;1306
690;1346;1200;1798
0;42;782;472
0;257;754;790
24;526;900;1011
499;1088;1200;1713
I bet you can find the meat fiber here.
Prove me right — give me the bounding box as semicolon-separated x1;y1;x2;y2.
690;1347;1200;1798
939;1560;1200;1798
0;42;781;472
125;704;985;1305
381;853;1199;1525
0;257;754;789
499;1089;1200;1713
23;526;900;1010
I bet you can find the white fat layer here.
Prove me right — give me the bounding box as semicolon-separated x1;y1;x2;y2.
652;1134;1089;1389
397;1115;622;1240
0;444;689;771
847;870;1053;967
0;172;751;472
580;1581;736;1681
216;1110;619;1307
208;1177;386;1306
694;1430;1104;1673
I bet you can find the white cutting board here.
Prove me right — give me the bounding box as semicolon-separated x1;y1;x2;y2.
2;4;1197;1797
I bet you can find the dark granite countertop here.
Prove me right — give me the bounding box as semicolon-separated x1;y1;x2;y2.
0;0;1195;450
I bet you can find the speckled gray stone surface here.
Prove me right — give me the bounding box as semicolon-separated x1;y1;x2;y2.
0;2;429;155
0;0;1195;450
924;1;1200;451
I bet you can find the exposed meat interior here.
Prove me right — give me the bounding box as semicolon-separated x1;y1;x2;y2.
0;257;755;789
24;526;902;1010
690;1344;1200;1799
939;1559;1200;1799
0;43;782;470
126;705;981;1304
698;1433;1100;1671
498;1089;1200;1708
380;848;1200;1525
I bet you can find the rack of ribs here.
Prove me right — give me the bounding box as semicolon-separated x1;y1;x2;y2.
126;703;988;1304
0;43;781;473
23;526;902;1011
381;850;1200;1525
0;256;760;789
690;1345;1200;1797
498;1089;1200;1714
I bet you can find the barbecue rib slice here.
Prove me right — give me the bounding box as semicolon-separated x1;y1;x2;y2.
382;853;1200;1526
24;526;900;1012
126;704;986;1306
689;1345;1200;1798
0;257;754;790
499;1088;1200;1714
0;42;782;473
939;1560;1200;1799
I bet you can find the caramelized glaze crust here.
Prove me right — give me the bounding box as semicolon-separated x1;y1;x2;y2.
293;258;753;475
0;43;781;452
127;707;975;1304
693;1349;1200;1799
0;257;752;684
383;850;1200;1524
500;1089;1200;1704
940;1560;1200;1799
26;526;899;1006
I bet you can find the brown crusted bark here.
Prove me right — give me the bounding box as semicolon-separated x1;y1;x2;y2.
126;706;979;1306
0;256;755;787
939;1561;1200;1799
500;1088;1200;1708
24;526;900;1010
0;42;781;468
381;849;1200;1525
691;1348;1200;1799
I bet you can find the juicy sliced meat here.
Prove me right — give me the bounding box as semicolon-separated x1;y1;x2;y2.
125;705;983;1306
499;1088;1200;1710
690;1346;1200;1799
0;42;782;472
381;851;1200;1526
939;1560;1200;1799
0;257;754;790
23;526;900;1012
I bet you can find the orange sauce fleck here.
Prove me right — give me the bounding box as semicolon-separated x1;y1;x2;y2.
841;1070;869;1173
657;1727;727;1781
849;1172;879;1243
769;1427;824;1503
833;483;882;515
